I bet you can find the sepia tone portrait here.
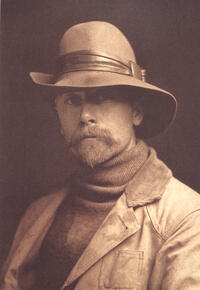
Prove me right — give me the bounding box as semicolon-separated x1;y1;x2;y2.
1;1;200;289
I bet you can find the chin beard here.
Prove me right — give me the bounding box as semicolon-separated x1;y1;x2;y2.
70;138;121;168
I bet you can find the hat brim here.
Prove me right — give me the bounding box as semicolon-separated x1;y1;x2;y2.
29;71;177;139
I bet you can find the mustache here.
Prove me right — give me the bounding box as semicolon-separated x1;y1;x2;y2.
70;126;118;147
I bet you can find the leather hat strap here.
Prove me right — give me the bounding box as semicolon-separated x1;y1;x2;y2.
56;50;146;81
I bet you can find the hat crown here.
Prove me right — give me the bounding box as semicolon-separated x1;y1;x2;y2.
59;21;136;63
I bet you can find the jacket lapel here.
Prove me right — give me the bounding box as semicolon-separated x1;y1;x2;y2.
62;193;140;288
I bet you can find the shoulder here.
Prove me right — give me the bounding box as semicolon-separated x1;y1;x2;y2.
162;177;200;210
13;187;68;241
0;187;69;278
22;187;68;222
147;177;200;240
25;187;68;216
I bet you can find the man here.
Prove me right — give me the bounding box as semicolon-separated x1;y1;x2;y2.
1;21;200;290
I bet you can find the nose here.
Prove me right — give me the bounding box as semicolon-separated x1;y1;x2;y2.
79;103;97;126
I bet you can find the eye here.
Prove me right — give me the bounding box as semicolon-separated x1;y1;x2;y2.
64;94;82;106
102;95;113;102
95;89;121;103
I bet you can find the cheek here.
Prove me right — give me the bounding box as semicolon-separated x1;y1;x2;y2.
104;106;133;139
57;107;80;137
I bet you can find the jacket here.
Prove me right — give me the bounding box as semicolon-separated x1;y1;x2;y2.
1;149;200;290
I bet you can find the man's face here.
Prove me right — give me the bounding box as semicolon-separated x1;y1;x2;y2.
55;87;143;168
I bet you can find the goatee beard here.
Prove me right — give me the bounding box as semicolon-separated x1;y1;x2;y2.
68;126;121;168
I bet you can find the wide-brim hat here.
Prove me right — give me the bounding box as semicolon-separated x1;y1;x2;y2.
30;21;177;139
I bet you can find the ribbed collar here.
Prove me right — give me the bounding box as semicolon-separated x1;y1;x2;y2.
70;139;149;202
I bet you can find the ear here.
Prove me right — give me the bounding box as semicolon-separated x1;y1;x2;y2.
132;105;144;126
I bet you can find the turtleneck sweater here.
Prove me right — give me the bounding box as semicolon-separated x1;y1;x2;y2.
33;140;149;290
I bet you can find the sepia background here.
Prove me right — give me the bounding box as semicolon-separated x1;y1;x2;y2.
1;0;200;267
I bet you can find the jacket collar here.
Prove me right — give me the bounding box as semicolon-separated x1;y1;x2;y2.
125;148;172;207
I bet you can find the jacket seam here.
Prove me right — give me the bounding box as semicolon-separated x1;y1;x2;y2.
146;204;200;241
164;208;200;239
145;205;166;241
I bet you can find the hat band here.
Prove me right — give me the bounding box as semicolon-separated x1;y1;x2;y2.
56;50;146;81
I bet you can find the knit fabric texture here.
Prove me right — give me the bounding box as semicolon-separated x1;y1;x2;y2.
33;140;149;289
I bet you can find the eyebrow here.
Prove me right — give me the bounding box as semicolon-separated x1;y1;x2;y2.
57;91;82;99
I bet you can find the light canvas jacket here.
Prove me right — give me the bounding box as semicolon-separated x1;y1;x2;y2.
1;149;200;290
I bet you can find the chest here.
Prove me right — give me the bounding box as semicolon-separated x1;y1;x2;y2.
71;226;163;290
